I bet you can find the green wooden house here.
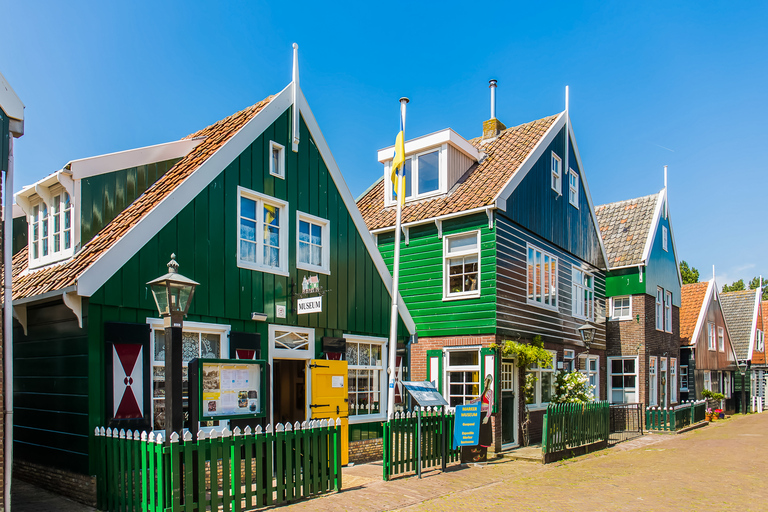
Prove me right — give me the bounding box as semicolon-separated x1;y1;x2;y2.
10;50;413;504
357;85;608;450
595;185;683;408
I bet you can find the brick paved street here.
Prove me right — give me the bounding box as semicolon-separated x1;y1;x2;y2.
12;413;768;511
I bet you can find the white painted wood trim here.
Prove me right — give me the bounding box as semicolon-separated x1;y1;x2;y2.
12;305;27;336
296;88;416;334
377;128;479;163
0;71;24;122
747;289;761;357
369;206;491;235
640;189;664;265
62;290;83;328
76;82;294;297
689;279;714;347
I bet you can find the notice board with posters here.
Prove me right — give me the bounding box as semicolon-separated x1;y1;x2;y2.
193;359;267;421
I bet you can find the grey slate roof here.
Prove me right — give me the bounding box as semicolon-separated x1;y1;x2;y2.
720;289;758;360
594;193;659;268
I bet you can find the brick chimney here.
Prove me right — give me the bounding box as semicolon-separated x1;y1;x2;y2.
482;79;506;140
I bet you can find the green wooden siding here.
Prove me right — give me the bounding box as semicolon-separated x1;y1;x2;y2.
0;108;9;173
14;300;90;474
83;109;405;472
644;212;681;306
377;214;496;337
505;127;605;270
605;267;645;298
80;157;181;245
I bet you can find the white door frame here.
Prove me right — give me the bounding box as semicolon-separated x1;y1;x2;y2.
268;325;315;425
501;358;518;450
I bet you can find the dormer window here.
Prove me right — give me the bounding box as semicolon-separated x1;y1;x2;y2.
389;149;441;202
27;189;75;268
52;192;72;253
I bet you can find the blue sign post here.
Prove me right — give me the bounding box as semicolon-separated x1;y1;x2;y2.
453;403;481;449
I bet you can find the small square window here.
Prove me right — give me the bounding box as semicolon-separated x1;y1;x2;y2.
611;296;632;320
443;232;480;300
270;141;285;179
297;211;331;274
551;152;562;194
568;169;579;208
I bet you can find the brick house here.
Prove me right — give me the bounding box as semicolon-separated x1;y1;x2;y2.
720;289;764;412
679;280;738;410
595;187;682;408
357;84;608;450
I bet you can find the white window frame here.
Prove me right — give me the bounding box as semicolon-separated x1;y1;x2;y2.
707;322;716;351
704;371;712;392
526;350;557;410
236;187;289;276
718;326;724;352
444;346;482;408
345;334;387;424
724;371;731;399
443;231;481;301
580;355;599;400
655;287;664;331
610;296;632;321
680;364;689;392
662;226;668;252
664;291;672;333
269;141;285;179
609;356;639;404
670;357;678;403
757;330;765;352
551;152;562;195
526;244;558;311
296;211;331;275
572;266;595;321
385;145;446;205
28;189;75;269
568;168;579;208
148;318;231;433
268;324;315;360
649;356;658;406
659;358;668;407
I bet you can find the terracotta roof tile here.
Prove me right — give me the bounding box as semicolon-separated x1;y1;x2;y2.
680;281;710;345
9;96;274;301
594;193;658;267
356;114;560;230
720;289;758;359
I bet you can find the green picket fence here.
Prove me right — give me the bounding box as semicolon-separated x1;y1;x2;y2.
95;419;343;512
382;407;459;480
541;401;610;455
645;400;707;431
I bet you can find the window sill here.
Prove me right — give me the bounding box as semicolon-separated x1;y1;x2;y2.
443;291;481;302
525;404;550;412
610;316;632;322
297;262;330;275
237;260;290;277
348;414;386;425
269;171;285;180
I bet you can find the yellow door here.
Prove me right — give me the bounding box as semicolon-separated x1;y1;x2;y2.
309;359;349;466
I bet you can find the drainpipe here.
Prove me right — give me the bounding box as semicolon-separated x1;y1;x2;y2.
4;136;14;512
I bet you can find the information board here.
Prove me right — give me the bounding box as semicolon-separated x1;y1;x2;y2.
196;359;266;421
402;381;449;407
453;403;481;449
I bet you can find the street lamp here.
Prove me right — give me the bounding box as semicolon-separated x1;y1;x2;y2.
578;322;597;351
147;254;199;443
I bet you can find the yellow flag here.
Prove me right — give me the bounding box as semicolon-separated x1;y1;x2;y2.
391;130;406;205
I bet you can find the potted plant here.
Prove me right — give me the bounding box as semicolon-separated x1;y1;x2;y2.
714;408;724;419
705;408;714;421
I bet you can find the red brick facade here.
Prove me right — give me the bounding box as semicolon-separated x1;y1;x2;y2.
348;438;383;464
606;294;681;407
15;460;96;507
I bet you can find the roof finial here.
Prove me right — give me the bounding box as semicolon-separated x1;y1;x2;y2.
167;254;179;274
712;264;715;281
565;85;569;113
292;43;300;153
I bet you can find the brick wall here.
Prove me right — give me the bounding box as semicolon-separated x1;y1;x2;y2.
348;438;382;464
606;294;681;406
15;460;96;507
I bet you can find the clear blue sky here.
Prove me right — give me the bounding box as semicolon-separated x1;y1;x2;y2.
3;1;766;289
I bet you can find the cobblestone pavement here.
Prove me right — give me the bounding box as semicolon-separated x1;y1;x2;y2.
11;414;767;511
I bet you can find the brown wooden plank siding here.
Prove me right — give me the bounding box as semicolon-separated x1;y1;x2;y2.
447;145;474;189
505;127;605;270
495;213;606;348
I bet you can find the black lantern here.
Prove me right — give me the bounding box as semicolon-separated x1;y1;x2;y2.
147;254;198;443
578;322;597;350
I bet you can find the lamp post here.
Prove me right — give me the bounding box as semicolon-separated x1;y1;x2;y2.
147;254;199;443
578;322;597;352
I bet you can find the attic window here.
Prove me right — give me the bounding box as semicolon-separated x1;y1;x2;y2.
551;152;562;195
28;190;75;268
270;141;285;179
388;148;442;203
568;169;579;208
662;226;668;251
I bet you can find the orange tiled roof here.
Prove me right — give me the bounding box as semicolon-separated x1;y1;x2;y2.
10;96;274;301
763;301;768;333
680;281;710;345
595;193;658;267
356;114;560;231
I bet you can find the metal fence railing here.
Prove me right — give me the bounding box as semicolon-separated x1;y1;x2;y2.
382;407;459;480
95;419;342;512
608;403;644;445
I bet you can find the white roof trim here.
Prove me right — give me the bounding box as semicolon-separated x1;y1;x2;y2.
369;205;492;235
297;89;416;334
0;71;24;122
638;188;683;286
377;128;479;163
747;289;761;357
73;81;416;335
689;279;714;347
68;138;205;180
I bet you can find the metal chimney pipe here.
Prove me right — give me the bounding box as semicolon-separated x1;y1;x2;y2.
489;79;497;119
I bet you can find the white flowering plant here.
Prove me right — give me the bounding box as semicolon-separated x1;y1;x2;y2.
552;370;595;403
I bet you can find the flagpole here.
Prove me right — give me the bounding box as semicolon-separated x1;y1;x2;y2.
387;97;409;419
